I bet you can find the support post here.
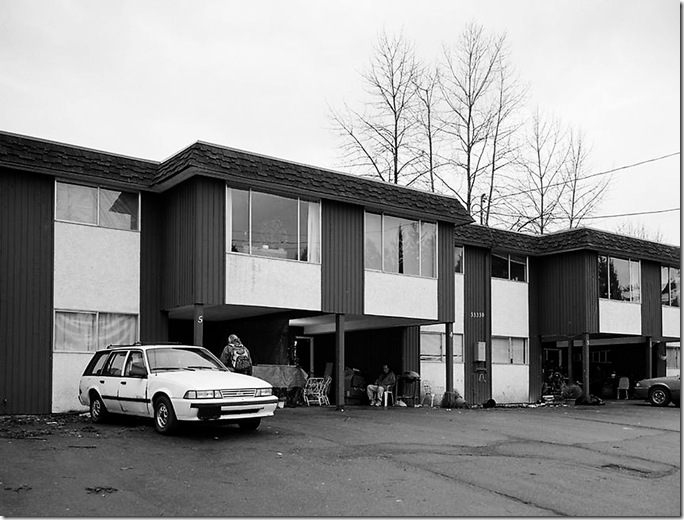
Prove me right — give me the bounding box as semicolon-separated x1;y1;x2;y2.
646;338;653;379
335;314;345;410
193;304;204;347
582;333;590;396
567;338;573;382
445;322;454;392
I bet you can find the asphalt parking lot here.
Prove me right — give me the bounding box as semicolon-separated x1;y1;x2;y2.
0;399;680;517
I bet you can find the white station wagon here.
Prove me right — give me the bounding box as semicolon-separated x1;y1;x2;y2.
78;344;278;434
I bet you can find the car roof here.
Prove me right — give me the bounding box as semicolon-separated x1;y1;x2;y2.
102;343;199;352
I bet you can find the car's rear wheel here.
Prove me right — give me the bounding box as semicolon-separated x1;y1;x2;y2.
238;418;261;431
90;393;108;423
154;396;178;435
649;387;671;407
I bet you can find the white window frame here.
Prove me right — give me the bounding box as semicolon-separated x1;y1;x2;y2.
599;255;641;303
491;252;528;283
55;180;141;231
491;336;529;365
54;310;139;352
420;332;463;363
364;212;438;279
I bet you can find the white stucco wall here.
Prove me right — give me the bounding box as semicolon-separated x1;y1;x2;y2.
365;271;438;319
53;353;91;413
226;254;321;310
54;222;140;313
419;361;465;404
599;300;641;335
662;306;681;339
53;222;140;413
491;279;529;337
491;364;530;403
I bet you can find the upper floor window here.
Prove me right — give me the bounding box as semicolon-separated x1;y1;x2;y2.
598;255;640;303
455;246;464;274
661;266;680;307
56;181;139;231
365;213;436;278
492;252;527;282
228;187;320;263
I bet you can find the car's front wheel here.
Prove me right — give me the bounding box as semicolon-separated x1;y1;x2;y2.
90;393;108;423
649;387;671;407
154;396;178;435
238;418;261;431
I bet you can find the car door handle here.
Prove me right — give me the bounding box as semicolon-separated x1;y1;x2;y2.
99;380;105;384
120;381;127;385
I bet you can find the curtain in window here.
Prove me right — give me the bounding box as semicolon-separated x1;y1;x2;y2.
420;333;443;359
306;201;321;263
54;312;96;351
98;313;137;349
420;222;436;277
56;183;97;224
629;260;641;303
511;338;527;364
491;338;510;364
365;213;382;270
99;189;139;230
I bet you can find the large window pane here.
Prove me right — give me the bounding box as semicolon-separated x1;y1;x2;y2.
401;219;420;276
670;268;680;307
383;216;401;273
98;313;137;349
301;200;320;263
455;246;464;274
629;260;641;303
510;255;527;282
54;312;96;351
661;266;670;305
491;254;509;279
511;338;527;364
252;192;298;260
56;182;97;224
365;213;382;270
420;222;436;278
610;257;630;301
452;334;464;363
99;188;139;230
599;256;609;299
420;333;442;360
230;188;250;253
492;338;509;364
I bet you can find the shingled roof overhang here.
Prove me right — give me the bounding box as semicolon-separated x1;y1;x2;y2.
153;141;474;225
454;223;680;266
0;131;158;190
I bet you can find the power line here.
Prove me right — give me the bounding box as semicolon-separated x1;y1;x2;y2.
501;151;680;199
585;207;680;220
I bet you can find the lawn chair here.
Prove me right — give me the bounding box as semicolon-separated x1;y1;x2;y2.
304;376;331;406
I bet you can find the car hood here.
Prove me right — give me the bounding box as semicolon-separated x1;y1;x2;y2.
637;376;679;386
149;370;272;389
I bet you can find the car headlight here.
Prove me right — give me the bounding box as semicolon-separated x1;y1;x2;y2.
634;382;642;388
184;390;222;399
255;388;272;397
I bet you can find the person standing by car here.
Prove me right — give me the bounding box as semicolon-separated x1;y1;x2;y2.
366;364;395;406
220;334;253;375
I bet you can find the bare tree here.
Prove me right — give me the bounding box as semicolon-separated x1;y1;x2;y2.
615;221;665;243
330;31;421;184
558;128;609;229
503;108;570;234
410;66;444;192
439;22;504;214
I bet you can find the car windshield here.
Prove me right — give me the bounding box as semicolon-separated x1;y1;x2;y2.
146;347;226;372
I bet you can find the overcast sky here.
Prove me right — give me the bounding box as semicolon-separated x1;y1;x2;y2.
0;0;680;244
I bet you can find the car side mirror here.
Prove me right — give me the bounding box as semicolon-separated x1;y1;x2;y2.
130;364;147;378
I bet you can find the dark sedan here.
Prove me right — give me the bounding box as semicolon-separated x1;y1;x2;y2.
633;375;680;407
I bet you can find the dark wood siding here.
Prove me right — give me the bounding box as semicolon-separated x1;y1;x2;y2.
438;222;456;322
0;169;54;414
538;251;599;338
641;260;663;340
463;246;491;403
162;177;225;309
140;192;168;342
527;256;543;401
401;326;421;374
321;200;364;315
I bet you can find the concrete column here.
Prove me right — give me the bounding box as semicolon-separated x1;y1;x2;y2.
335;314;345;410
582;333;590;395
445;322;454;392
193;304;204;347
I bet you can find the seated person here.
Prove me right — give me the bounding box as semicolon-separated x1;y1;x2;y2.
366;364;396;406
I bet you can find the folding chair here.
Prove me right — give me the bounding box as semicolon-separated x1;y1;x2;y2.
617;377;630;399
421;380;436;407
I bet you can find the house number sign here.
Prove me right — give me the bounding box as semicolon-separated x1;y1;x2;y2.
470;312;485;318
